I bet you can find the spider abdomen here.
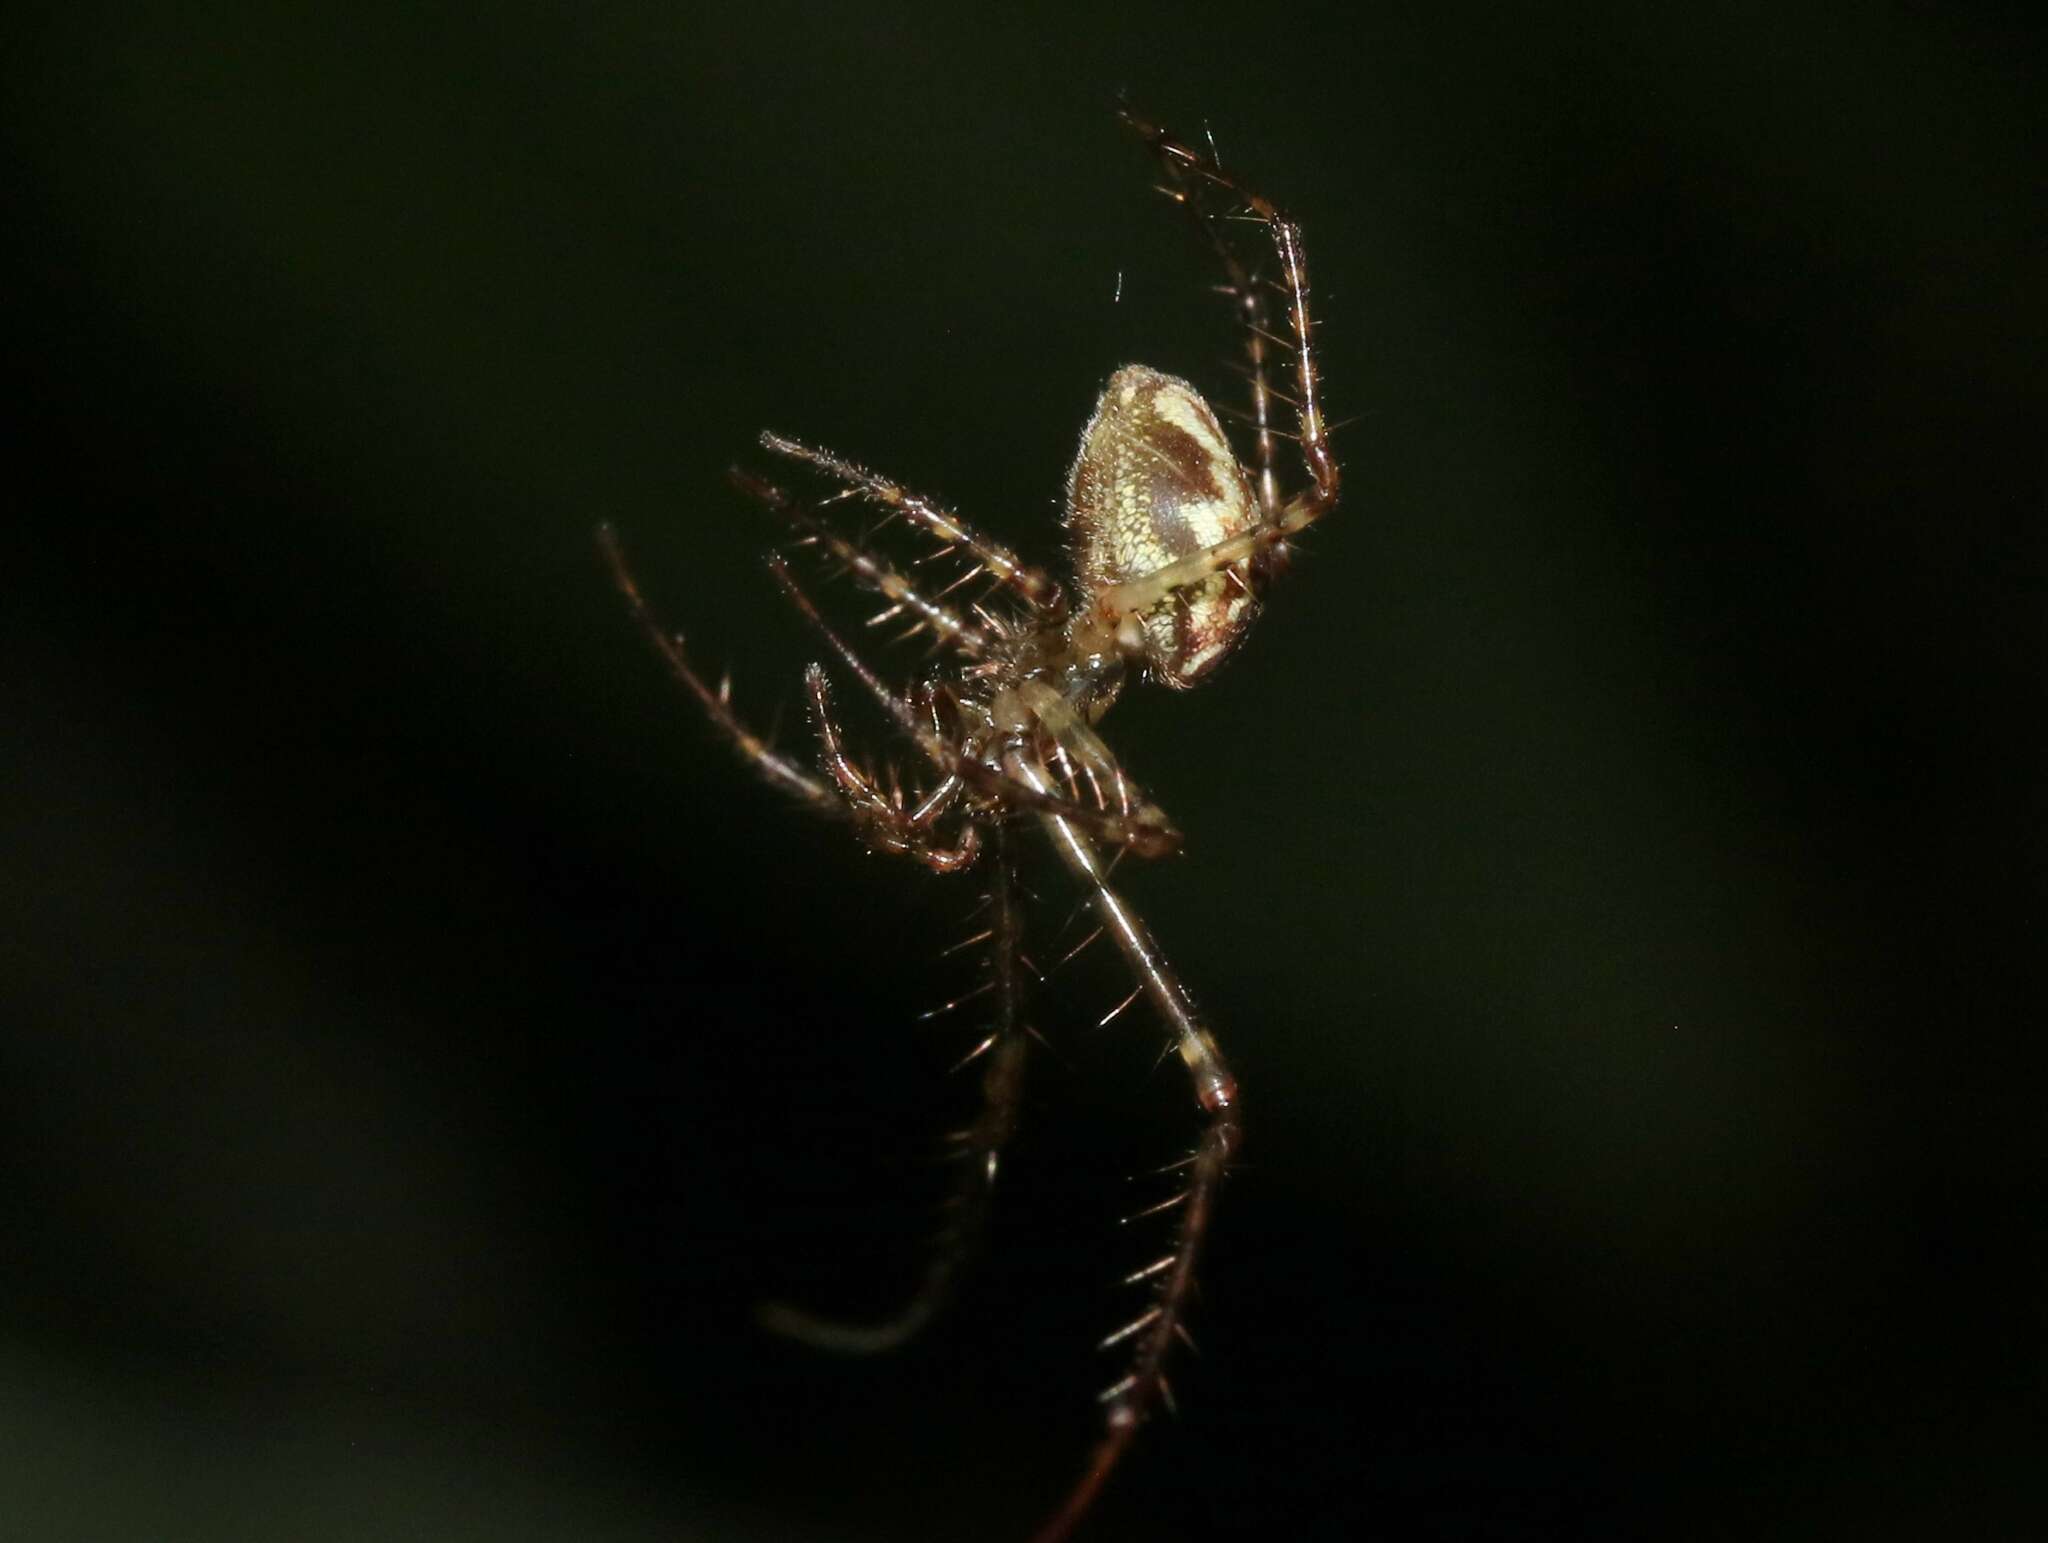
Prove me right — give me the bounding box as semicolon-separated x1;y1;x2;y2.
1066;365;1261;690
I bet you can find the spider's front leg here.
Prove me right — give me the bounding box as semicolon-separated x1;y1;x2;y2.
729;470;998;660
597;523;844;815
759;432;1063;613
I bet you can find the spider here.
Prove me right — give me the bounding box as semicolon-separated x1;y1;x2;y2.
599;109;1339;1541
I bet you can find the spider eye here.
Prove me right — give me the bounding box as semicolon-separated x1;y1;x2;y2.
1065;365;1261;689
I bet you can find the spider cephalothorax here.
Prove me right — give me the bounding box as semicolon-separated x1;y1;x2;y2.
601;110;1339;1541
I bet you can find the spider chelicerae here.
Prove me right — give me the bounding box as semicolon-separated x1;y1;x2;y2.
600;109;1339;1541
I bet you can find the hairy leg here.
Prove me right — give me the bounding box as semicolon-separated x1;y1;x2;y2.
1121;109;1340;532
757;821;1030;1351
760;432;1062;612
598;523;841;814
1008;749;1240;1543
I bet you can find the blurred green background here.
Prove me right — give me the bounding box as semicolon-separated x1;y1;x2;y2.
5;2;2041;1539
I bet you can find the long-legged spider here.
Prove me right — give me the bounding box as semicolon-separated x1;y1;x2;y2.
600;110;1338;1540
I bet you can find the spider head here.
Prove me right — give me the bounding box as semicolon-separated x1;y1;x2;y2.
1065;365;1263;690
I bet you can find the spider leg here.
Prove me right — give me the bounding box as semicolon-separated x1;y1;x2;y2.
1091;515;1290;625
597;523;842;814
765;555;1185;858
1121;108;1340;534
1122;114;1282;518
729;470;998;661
1004;679;1151;821
1008;750;1239;1543
759;432;1064;613
757;820;1028;1352
802;664;981;874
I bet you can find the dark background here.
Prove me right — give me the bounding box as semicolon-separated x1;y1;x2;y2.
6;3;2042;1539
